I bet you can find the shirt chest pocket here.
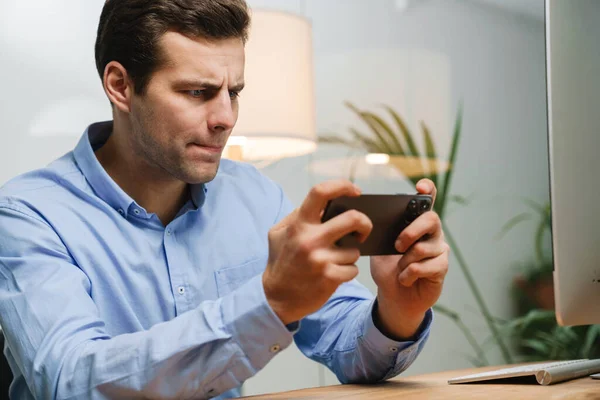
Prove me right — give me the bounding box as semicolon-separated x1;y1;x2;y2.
214;256;268;297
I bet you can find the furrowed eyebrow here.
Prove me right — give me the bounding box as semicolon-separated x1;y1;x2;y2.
174;79;244;92
230;83;245;92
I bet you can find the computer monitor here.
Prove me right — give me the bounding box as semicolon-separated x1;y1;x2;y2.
546;0;600;327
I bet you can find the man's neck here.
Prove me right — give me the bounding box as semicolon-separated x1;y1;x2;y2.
95;132;189;226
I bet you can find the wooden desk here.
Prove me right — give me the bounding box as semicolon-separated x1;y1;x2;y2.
243;365;600;399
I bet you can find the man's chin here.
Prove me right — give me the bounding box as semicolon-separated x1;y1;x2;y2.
184;162;220;185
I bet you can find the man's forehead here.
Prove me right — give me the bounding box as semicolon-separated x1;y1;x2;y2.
154;32;244;84
159;31;244;64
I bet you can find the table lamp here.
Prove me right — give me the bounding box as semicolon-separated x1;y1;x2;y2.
223;9;317;163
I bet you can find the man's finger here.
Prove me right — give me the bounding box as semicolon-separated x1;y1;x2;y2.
396;211;442;253
299;180;360;222
323;263;359;284
416;179;437;205
317;209;373;245
398;253;448;287
396;239;448;268
311;247;361;266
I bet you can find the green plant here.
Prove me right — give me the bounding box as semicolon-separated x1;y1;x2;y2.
497;199;554;315
319;102;513;366
497;200;600;361
502;310;600;361
496;199;552;265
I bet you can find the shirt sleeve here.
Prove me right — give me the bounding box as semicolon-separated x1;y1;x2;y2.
294;281;433;384
274;190;433;384
0;202;293;400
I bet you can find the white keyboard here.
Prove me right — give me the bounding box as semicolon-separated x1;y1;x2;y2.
448;359;600;386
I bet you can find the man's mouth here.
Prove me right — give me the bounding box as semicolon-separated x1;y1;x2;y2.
190;143;224;153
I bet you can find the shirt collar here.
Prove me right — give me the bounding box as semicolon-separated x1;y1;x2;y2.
73;121;207;217
190;184;208;209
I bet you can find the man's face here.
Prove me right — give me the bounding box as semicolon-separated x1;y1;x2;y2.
128;32;245;184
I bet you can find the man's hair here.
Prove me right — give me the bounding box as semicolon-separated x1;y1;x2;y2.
95;0;250;94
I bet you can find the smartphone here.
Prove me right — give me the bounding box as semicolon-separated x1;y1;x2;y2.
321;194;433;256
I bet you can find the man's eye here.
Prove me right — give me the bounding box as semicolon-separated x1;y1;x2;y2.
229;91;240;99
188;90;204;98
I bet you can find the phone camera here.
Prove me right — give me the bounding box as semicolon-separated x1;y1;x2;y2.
409;199;418;211
420;200;430;211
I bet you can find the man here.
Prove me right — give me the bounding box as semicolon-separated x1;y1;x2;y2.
0;0;449;399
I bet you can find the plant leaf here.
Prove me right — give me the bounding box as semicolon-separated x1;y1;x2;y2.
421;121;439;188
440;194;476;218
522;198;547;214
382;105;420;157
545;204;552;227
534;214;550;263
522;338;551;355
495;213;533;240
449;194;472;206
580;325;600;357
520;309;556;327
348;128;385;153
363;111;405;155
317;135;361;148
436;104;463;219
433;304;459;320
345;102;395;154
421;121;437;159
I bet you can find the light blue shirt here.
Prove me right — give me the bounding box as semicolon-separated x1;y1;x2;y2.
0;121;432;400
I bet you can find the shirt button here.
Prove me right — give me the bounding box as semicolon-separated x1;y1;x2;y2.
177;286;185;295
166;228;172;236
269;344;281;353
117;209;124;215
133;209;141;215
390;346;399;353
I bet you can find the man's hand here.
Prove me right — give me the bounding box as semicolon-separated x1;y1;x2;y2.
263;180;373;325
370;179;449;340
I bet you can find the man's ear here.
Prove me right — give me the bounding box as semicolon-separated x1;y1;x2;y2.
103;61;134;113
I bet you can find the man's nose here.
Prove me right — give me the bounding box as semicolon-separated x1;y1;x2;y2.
206;91;236;132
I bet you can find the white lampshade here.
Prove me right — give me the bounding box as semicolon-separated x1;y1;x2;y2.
225;10;317;161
